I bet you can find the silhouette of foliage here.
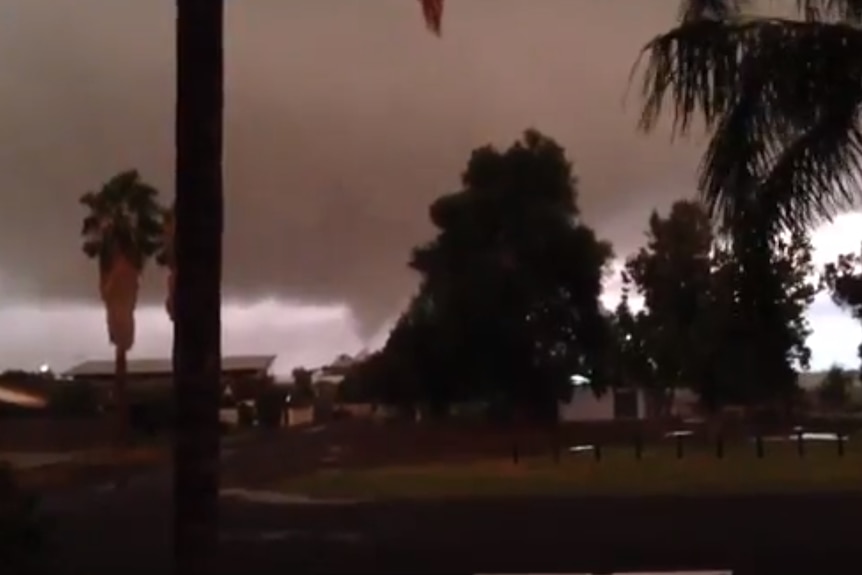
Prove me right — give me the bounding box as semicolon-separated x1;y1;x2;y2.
80;170;165;272
821;245;862;375
79;169;167;444
636;0;862;235
338;352;391;403
621;199;817;412
605;291;662;412
817;364;854;409
289;368;316;406
698;225;817;410
384;130;613;421
623;200;715;404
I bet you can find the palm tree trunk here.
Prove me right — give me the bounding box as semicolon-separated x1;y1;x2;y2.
114;346;129;446
173;1;224;574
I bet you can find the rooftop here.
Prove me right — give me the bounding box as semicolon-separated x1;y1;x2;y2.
63;355;276;378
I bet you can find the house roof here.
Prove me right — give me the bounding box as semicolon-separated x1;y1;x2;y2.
63;355;276;378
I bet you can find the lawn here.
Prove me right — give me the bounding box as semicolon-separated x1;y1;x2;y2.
273;439;862;499
13;446;168;492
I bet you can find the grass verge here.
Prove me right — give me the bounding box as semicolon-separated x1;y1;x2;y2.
273;440;862;499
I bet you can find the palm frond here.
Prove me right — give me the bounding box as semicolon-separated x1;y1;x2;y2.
79;170;166;268
756;94;862;231
798;0;862;21
419;0;443;36
678;0;748;21
636;15;862;232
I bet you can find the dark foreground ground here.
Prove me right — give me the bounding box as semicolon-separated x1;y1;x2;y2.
31;471;861;575
8;419;861;574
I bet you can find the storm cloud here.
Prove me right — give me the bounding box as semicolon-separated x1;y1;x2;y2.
0;1;706;330
0;1;857;372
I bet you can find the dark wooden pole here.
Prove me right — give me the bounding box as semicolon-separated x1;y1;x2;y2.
173;1;224;573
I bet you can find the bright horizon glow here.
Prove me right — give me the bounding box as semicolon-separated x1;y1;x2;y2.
0;214;860;376
0;386;47;408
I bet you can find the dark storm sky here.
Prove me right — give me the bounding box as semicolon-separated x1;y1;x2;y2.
0;0;707;332
2;0;857;374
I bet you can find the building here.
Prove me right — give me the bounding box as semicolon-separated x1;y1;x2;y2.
558;386;647;422
63;354;277;404
558;376;647;422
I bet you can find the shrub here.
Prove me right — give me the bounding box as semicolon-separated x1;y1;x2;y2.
818;365;853;411
47;382;100;418
255;389;286;429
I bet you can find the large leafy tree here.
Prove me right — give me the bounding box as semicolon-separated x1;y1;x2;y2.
382;290;464;413
821;244;862;374
635;0;862;236
605;291;660;411
402;130;614;421
80;169;166;444
623;200;715;405
699;227;818;410
620;198;817;411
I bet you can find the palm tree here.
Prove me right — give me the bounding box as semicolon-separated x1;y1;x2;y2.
171;1;440;571
80;169;165;445
634;0;862;237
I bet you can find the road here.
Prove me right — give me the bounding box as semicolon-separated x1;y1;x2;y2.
30;470;861;575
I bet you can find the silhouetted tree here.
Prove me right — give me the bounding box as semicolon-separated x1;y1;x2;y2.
398;129;613;422
338;352;388;403
606;286;664;415
290;367;315;406
817;364;853;410
375;290;460;415
624;200;715;407
700;226;817;411
822;245;862;377
79;169;165;443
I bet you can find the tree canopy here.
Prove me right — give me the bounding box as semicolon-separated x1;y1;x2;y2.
699;227;818;409
380;129;614;421
80;170;165;273
623;200;715;397
614;199;818;412
822;244;862;375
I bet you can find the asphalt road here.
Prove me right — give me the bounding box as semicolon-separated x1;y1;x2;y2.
27;471;861;575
